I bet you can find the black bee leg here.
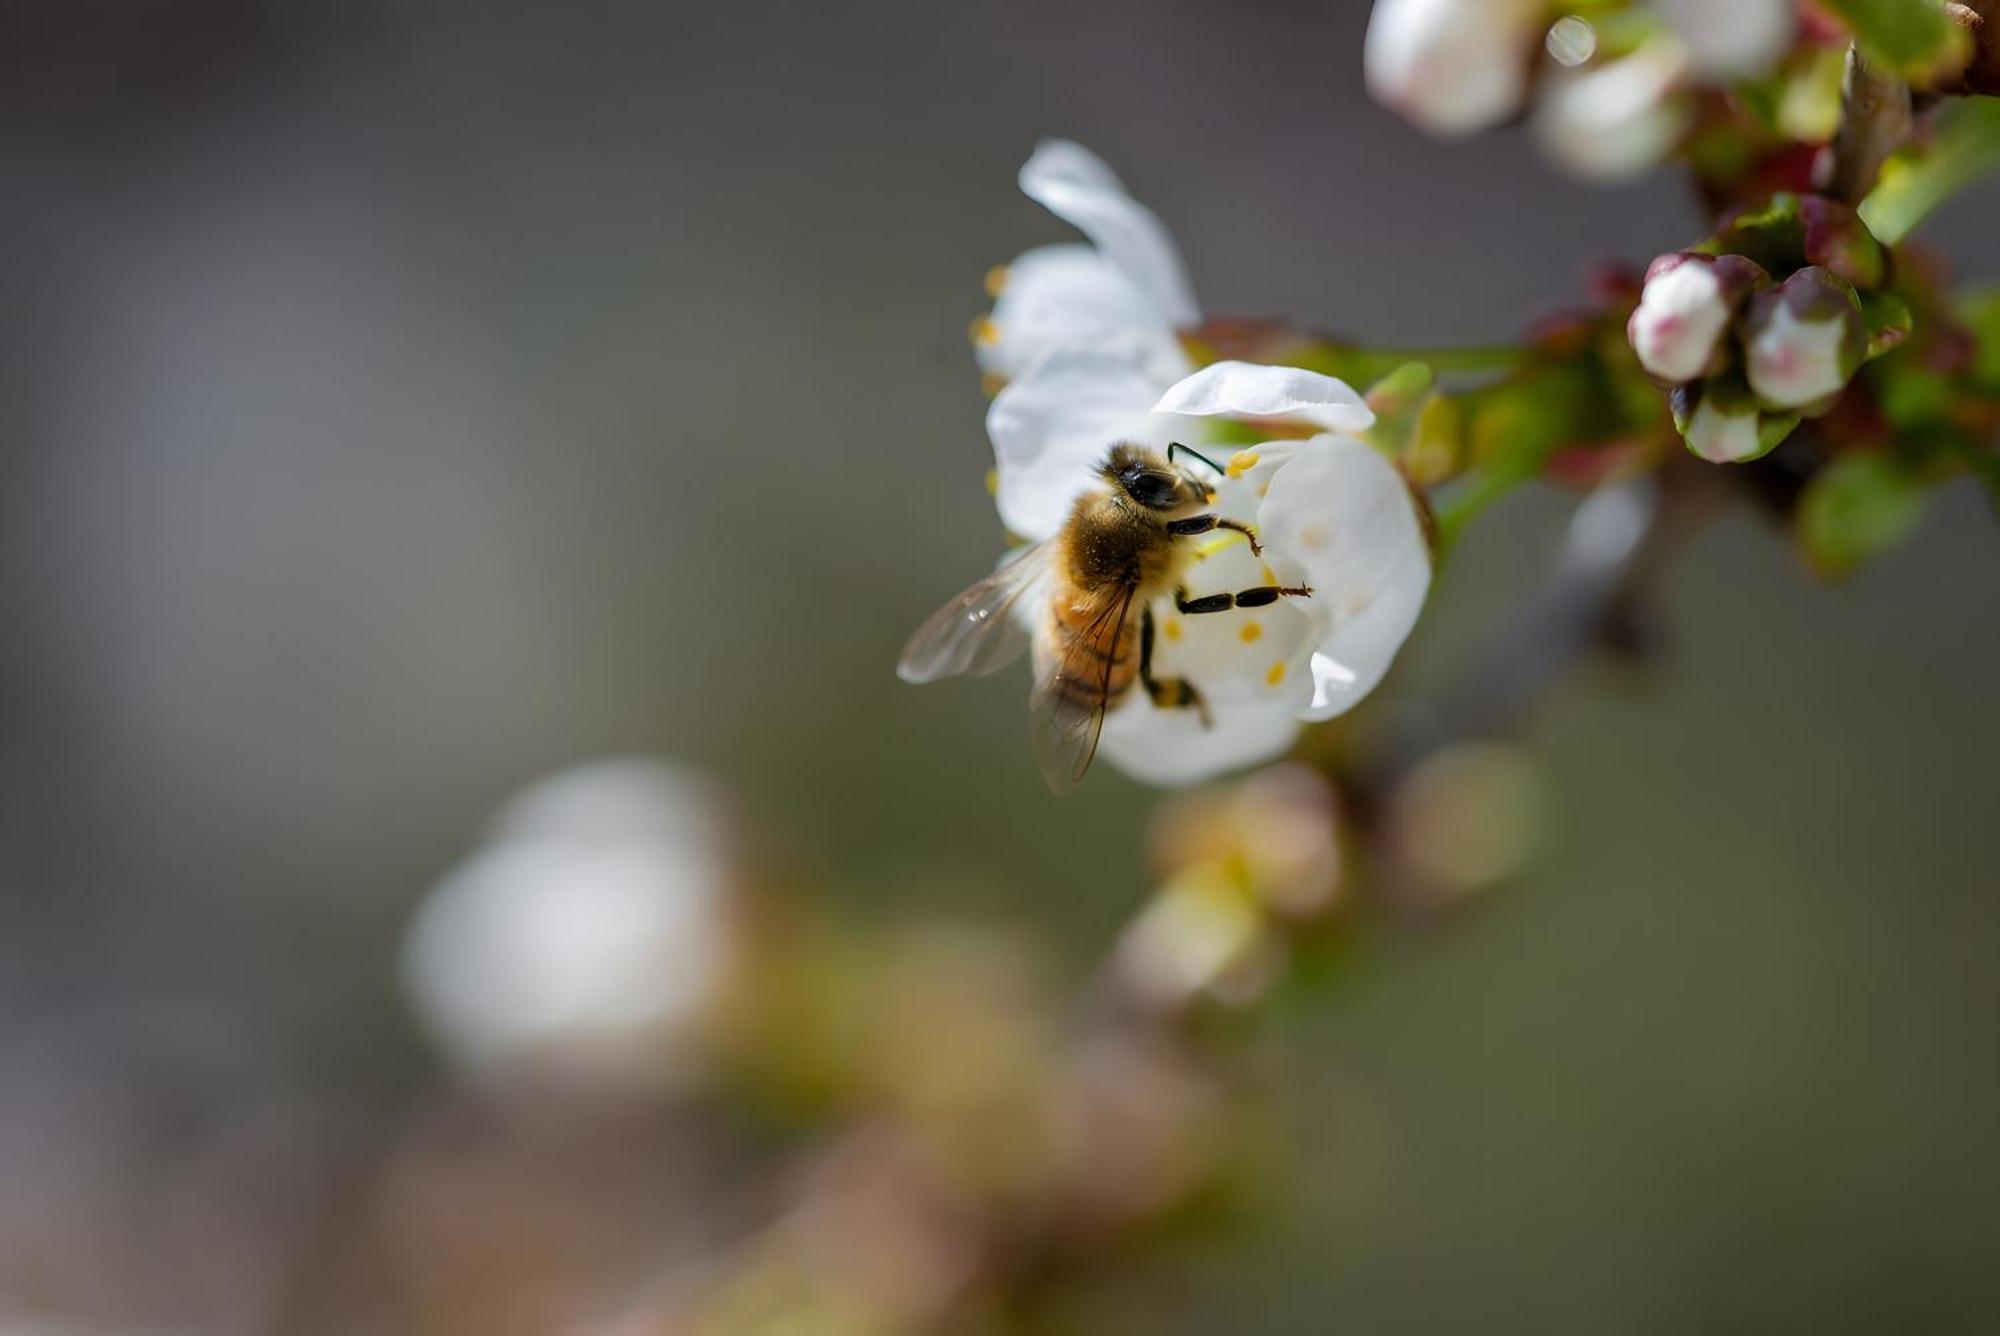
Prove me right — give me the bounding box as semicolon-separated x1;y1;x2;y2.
1165;514;1262;557
1174;583;1313;615
1140;608;1211;727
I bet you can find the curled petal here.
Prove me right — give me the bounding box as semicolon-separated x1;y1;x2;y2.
988;350;1186;542
1255;435;1431;719
1020;139;1200;330
1153;361;1375;433
979;243;1192;387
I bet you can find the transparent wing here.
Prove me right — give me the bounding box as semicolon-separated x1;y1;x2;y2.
897;543;1050;684
1029;578;1137;795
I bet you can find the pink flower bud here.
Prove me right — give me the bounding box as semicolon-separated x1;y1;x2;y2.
1744;267;1867;410
1627;253;1763;384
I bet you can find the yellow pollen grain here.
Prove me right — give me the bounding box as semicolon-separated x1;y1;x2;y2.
1163;617;1183;642
984;265;1010;298
970;315;1000;348
1266;661;1288;687
1239;621;1262;644
1225;450;1261;479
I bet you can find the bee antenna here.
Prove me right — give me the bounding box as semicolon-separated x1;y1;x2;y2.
1168;442;1224;476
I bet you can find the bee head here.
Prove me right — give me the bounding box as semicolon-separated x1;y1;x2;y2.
1102;442;1215;514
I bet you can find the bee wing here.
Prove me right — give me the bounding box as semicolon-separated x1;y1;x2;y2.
897;543;1050;684
1029;578;1138;795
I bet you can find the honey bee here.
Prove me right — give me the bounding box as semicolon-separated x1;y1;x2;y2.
899;442;1313;792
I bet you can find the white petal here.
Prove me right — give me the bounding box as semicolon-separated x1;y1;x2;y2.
1746;302;1851;408
1653;0;1794;78
1099;690;1305;788
979;244;1192;388
1364;0;1543;137
987;349;1185;542
1533;40;1691;182
1153;361;1375;433
1255;435;1430;719
1020;139;1200;330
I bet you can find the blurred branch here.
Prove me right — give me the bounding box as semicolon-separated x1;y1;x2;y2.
1829;42;1914;204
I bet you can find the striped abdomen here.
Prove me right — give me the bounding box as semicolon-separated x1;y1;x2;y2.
1041;578;1141;708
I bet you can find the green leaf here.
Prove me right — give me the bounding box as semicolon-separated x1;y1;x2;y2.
1958;285;2000;395
1797;452;1928;577
1821;0;1971;83
1860;290;1914;359
1860;97;2000;243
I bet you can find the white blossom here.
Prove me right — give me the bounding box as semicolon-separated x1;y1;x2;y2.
995;360;1430;787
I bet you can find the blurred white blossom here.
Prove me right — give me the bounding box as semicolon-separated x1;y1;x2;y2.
1534;37;1692;183
401;758;740;1093
1364;0;1545;137
1654;0;1795;78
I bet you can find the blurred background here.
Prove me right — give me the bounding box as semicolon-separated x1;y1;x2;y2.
0;1;1996;1332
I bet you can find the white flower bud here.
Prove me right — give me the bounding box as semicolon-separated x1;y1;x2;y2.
1533;38;1691;182
1629;256;1733;383
1682;392;1764;463
1364;0;1545;137
1652;0;1795;79
1744;268;1866;410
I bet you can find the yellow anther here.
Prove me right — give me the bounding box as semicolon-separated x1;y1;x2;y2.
980;371;1009;399
1225;450;1261;478
969;315;1001;348
984;265;1010;299
1194;532;1248;560
1260;564;1277;586
1163;618;1183;642
1239;621;1262;644
984;468;999;497
1266;661;1288;687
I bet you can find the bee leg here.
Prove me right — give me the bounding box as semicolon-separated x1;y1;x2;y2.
1166;514;1262;557
1174;583;1313;615
1139;608;1212;727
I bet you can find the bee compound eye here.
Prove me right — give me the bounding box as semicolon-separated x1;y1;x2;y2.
1129;472;1178;508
